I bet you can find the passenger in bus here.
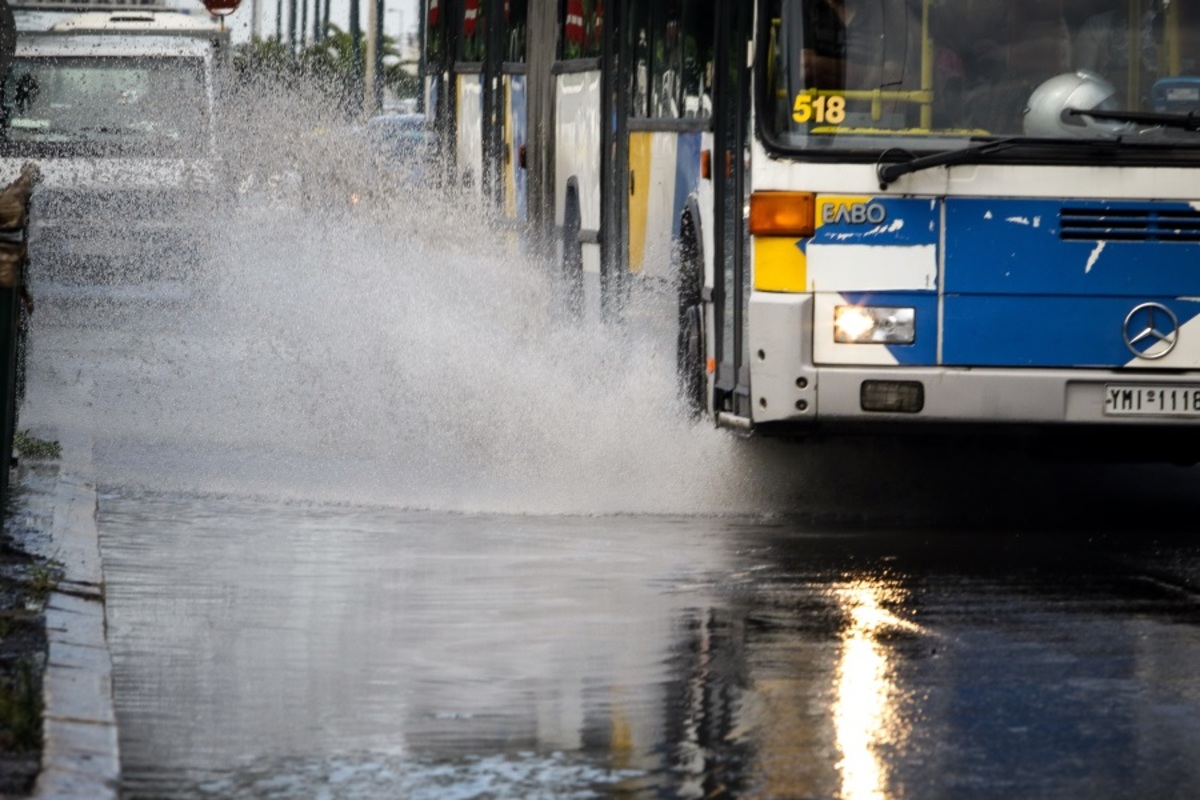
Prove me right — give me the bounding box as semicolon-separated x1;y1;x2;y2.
1074;0;1162;105
799;0;919;93
955;0;1071;133
681;32;712;118
929;3;968;128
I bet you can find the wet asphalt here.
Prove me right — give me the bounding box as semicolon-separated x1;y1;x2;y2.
92;491;1200;800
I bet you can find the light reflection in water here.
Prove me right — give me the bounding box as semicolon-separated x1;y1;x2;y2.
833;581;923;800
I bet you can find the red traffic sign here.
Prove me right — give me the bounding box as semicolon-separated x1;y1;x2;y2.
202;0;241;17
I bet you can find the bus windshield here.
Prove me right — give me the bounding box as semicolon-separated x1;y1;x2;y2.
765;0;1200;153
0;56;210;156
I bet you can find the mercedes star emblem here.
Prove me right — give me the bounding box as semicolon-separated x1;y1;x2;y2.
1123;302;1180;360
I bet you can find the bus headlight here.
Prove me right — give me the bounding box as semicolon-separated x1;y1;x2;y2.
834;306;915;344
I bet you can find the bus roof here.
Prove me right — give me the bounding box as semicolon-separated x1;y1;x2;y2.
16;31;215;58
47;9;219;34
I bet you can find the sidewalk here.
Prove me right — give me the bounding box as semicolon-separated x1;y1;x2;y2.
14;431;119;799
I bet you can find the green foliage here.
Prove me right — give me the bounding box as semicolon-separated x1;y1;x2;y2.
0;659;42;753
26;562;59;598
230;35;295;75
229;27;417;116
13;430;60;460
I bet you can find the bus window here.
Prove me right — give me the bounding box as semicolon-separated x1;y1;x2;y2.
628;1;652;116
506;0;528;63
1072;0;1164;108
562;0;603;60
772;0;923;132
797;0;920;94
460;0;486;63
956;0;1070;132
763;0;1200;154
681;0;714;119
627;0;712;119
651;0;682;118
425;0;445;64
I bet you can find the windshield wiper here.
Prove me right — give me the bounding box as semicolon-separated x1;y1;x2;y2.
877;138;1023;189
1069;108;1200;132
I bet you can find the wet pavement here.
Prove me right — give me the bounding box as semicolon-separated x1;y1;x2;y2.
95;493;1200;799
16;172;1200;798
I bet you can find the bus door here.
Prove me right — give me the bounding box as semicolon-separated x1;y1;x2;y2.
480;0;509;207
624;0;652;294
455;0;504;201
622;2;712;288
500;0;530;223
600;0;630;320
453;0;527;217
710;0;752;416
423;0;457;176
455;0;484;189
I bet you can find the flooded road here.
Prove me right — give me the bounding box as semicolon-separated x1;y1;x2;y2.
18;115;1200;797
96;493;1200;799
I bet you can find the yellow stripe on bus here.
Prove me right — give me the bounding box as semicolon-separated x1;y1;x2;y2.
815;195;872;230
753;236;807;292
627;132;652;274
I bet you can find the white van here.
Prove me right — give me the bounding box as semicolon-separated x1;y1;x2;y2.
1;10;223;285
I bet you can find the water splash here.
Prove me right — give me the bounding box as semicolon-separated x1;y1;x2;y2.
128;751;645;800
20;75;771;516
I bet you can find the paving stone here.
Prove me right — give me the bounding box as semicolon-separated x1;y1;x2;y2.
51;479;103;589
44;596;107;649
20;435;121;800
42;664;115;726
45;639;112;674
33;763;119;800
41;717;118;761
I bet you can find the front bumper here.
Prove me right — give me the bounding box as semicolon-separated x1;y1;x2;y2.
748;293;1200;429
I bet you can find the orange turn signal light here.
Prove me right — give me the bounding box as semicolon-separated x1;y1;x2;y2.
749;191;816;237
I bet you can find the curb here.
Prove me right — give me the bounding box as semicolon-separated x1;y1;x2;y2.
24;434;119;799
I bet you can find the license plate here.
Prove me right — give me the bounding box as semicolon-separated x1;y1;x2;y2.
1104;384;1200;417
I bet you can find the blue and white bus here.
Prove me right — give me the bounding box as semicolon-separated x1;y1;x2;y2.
424;0;1200;460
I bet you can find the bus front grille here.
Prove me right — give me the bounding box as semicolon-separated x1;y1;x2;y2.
1060;207;1200;242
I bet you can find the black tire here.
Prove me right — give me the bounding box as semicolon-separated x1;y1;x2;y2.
676;216;706;417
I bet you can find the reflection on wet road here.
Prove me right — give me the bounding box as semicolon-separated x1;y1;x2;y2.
99;493;1200;799
833;581;918;800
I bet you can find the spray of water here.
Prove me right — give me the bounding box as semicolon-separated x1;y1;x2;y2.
18;73;786;515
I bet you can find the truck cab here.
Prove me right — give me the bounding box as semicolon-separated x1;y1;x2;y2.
0;9;224;287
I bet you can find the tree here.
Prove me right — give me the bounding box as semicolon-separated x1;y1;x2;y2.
229;26;417;120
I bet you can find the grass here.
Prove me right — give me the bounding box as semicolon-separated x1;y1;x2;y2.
0;608;35;640
13;430;60;460
26;561;59;597
0;467;53;784
0;659;42;752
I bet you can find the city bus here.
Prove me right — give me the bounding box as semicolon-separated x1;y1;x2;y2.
423;0;1200;460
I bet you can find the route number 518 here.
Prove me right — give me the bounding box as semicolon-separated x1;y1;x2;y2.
793;94;846;125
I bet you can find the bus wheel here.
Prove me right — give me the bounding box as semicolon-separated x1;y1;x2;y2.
676;219;706;417
562;193;583;319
